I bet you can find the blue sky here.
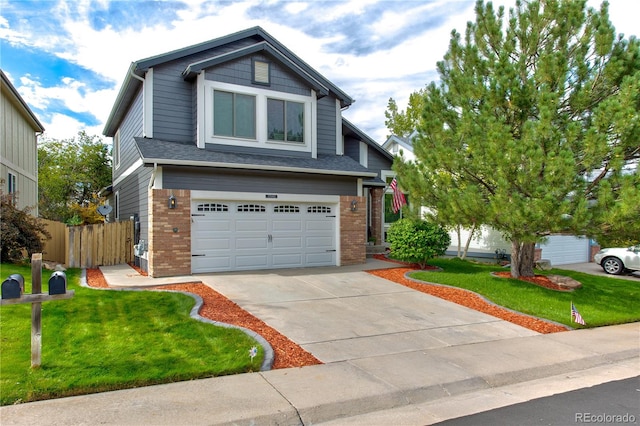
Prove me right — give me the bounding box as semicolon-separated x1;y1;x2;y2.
1;0;638;144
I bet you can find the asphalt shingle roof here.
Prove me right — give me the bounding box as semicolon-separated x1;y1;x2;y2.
134;137;377;178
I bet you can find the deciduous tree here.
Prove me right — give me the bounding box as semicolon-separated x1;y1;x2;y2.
38;131;112;224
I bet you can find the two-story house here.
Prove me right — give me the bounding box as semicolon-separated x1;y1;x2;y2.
1;69;44;214
103;27;394;277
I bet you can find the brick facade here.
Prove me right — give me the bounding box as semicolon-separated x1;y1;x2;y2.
340;195;366;265
148;189;191;277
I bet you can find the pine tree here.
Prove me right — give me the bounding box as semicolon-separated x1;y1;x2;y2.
396;0;639;277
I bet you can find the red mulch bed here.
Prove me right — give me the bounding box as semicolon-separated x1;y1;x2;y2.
492;271;572;291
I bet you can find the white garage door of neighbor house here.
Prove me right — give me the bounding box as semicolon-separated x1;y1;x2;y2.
191;201;337;273
540;235;590;265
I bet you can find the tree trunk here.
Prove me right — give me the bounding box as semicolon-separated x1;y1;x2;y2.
510;240;536;278
456;225;462;258
462;222;478;260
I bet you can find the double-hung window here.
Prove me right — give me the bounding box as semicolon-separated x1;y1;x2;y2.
213;90;256;139
267;99;304;143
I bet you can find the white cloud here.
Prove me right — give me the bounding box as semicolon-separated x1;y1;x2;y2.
4;0;638;146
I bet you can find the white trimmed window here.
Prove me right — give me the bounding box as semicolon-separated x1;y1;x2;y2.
213;91;256;139
202;80;314;153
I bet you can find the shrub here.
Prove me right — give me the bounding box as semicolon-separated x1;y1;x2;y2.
387;218;451;269
0;186;50;263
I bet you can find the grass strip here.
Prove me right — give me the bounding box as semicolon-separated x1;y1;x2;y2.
409;258;640;328
0;263;263;405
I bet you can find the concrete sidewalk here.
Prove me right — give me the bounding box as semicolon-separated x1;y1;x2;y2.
1;261;638;425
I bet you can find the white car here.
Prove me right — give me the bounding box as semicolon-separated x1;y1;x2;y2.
594;246;640;275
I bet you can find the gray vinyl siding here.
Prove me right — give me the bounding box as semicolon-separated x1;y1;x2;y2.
367;148;392;178
113;88;150;240
153;61;193;142
115;166;152;243
162;166;357;196
343;135;360;161
316;96;337;155
205;53;309;96
114;89;143;179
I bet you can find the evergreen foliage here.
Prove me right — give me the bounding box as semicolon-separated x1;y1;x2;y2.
390;0;640;277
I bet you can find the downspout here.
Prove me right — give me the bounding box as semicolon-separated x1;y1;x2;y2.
130;69;145;83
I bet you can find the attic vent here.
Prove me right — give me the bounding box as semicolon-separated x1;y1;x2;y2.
253;59;270;85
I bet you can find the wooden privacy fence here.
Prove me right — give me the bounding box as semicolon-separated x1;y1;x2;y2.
41;220;134;268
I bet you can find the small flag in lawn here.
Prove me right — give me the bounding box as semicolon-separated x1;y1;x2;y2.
249;346;258;360
390;177;407;214
571;302;586;325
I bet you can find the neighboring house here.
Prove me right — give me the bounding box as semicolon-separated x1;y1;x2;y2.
383;132;595;265
1;69;44;214
103;27;394;277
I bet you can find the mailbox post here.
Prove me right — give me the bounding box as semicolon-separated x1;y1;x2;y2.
1;253;74;368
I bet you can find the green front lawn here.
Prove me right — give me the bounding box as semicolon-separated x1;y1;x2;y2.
0;263;263;406
410;258;640;328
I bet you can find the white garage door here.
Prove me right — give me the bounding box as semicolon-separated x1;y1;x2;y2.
191;201;337;273
539;235;590;265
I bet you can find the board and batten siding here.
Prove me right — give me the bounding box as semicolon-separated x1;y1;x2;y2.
161;166;357;196
1;88;39;212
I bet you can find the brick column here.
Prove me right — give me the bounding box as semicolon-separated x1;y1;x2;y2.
148;189;191;277
369;187;383;245
340;195;366;266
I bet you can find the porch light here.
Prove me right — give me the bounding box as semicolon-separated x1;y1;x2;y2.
168;195;177;209
351;199;358;212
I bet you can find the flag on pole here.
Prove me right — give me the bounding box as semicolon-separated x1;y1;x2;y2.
571;302;586;325
390;177;407;214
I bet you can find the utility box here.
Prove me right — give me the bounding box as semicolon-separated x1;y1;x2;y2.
48;271;67;295
2;274;24;299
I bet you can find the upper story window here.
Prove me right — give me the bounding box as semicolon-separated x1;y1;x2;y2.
113;130;121;169
201;80;314;154
267;99;304;143
213;91;256;139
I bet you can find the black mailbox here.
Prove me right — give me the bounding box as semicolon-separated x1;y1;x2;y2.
48;271;67;295
2;274;24;299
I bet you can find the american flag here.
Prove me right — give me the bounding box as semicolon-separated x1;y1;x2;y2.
571;302;586;325
390;177;407;214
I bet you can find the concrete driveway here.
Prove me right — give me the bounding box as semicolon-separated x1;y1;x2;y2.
197;259;538;363
557;262;640;281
